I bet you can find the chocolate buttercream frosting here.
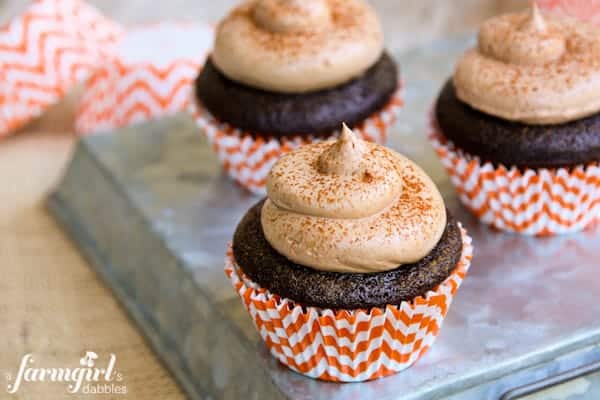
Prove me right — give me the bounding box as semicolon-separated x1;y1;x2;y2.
261;125;447;273
454;3;600;124
212;0;384;93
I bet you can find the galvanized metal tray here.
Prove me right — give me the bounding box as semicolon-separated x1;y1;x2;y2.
49;36;600;399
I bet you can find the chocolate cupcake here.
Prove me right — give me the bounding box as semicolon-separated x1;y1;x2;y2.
430;4;600;235
225;125;473;382
193;0;403;194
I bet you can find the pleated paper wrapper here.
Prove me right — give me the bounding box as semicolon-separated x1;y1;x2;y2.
75;22;214;135
429;121;600;236
224;226;473;382
192;89;404;195
0;0;123;136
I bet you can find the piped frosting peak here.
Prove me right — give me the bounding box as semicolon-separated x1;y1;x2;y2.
261;125;446;273
479;2;565;66
454;3;600;124
253;0;331;34
523;2;546;32
211;0;384;93
318;123;366;176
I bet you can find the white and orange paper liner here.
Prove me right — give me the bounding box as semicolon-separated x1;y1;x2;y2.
225;226;472;382
75;22;213;135
0;0;123;136
192;89;404;195
429;123;600;236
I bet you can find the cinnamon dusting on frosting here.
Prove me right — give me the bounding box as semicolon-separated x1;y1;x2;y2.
253;0;331;33
318;123;366;175
454;3;600;124
261;125;446;273
211;0;384;93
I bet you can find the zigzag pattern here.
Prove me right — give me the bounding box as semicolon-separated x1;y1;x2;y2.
429;127;600;236
225;227;472;382
0;0;122;135
75;22;214;134
75;59;201;134
193;89;404;195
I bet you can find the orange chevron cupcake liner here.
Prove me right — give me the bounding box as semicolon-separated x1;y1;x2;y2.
0;0;123;136
225;226;472;382
75;22;213;135
192;89;403;195
429;122;600;236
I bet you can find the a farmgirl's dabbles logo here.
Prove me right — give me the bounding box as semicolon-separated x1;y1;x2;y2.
5;351;127;395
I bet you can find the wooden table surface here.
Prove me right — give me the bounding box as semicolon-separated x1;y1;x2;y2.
0;98;185;399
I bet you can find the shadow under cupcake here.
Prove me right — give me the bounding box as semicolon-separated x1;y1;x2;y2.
430;4;600;236
226;125;473;382
193;0;403;195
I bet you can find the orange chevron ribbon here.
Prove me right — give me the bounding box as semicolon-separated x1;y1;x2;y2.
75;22;214;135
429;124;600;236
225;226;472;382
0;0;123;136
192;88;404;195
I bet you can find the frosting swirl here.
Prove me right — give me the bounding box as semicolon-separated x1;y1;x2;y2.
454;4;600;124
212;0;384;93
261;125;447;273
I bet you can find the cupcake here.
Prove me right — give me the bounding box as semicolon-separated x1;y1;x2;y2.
193;0;403;195
430;4;600;235
225;124;473;382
